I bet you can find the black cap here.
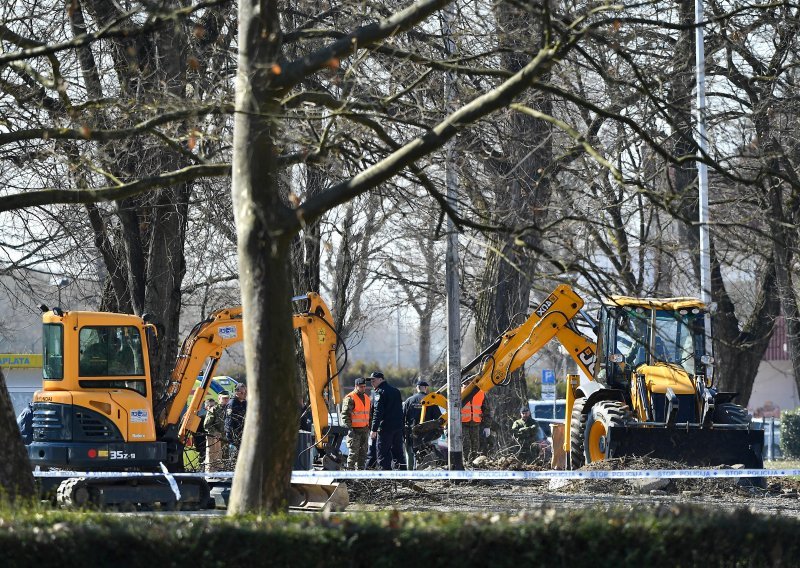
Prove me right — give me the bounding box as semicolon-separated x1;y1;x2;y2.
520;406;530;413
368;371;384;380
415;379;429;387
355;377;366;385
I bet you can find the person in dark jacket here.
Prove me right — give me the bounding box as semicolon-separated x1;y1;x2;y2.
402;379;442;469
225;383;247;457
368;371;405;470
17;402;33;445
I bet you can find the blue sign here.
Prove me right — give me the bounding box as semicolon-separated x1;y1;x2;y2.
542;369;556;384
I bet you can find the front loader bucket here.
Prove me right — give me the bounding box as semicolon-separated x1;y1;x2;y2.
607;426;764;469
287;477;349;512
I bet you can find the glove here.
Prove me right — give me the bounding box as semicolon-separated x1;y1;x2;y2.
483;428;491;437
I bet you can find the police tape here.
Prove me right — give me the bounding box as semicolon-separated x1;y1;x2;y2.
290;468;799;480
34;471;234;479
33;468;800;481
160;462;182;500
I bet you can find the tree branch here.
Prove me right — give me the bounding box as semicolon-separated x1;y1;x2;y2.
294;41;569;229
276;0;453;92
0;164;230;212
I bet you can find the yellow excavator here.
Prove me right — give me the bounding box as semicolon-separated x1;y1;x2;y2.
418;285;763;469
28;293;348;510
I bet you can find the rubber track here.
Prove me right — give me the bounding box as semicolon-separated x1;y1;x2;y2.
55;476;209;510
56;477;88;508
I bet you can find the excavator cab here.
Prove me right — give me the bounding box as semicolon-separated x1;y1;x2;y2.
595;301;710;424
598;304;706;389
569;296;763;469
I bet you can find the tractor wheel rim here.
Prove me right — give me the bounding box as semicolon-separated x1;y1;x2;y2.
588;420;607;462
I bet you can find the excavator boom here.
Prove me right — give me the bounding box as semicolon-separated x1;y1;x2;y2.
420;285;596;425
166;307;244;441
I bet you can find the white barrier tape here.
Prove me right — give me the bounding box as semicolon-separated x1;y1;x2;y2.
33;468;800;481
292;468;800;480
159;462;182;501
34;471;235;479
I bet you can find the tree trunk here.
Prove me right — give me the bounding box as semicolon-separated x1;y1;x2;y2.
768;177;800;398
143;185;191;392
669;0;702;283
475;249;531;444
0;368;35;503
477;1;553;443
227;0;298;514
291;164;325;296
711;251;779;403
418;306;433;375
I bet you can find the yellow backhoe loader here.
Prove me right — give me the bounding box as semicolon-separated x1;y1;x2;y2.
28;293;348;511
417;285;763;469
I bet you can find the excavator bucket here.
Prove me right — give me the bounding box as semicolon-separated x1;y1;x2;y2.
606;426;764;469
287;477;349;512
208;478;348;512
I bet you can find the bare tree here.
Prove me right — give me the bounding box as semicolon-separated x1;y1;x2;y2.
228;0;595;512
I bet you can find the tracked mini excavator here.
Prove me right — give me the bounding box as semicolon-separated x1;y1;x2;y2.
417;285;763;469
27;293;348;511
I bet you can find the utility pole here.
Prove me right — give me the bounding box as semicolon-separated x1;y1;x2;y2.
442;3;463;470
695;0;714;374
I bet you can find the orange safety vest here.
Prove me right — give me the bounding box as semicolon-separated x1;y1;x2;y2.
461;391;484;424
345;390;371;428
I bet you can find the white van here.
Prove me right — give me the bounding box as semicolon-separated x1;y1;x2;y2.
528;399;566;436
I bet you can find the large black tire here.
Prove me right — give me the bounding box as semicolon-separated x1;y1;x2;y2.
713;402;750;425
583;400;631;464
569;397;588;469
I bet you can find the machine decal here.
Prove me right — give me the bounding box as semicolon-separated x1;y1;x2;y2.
535;293;558;318
317;328;326;344
578;346;596;372
110;450;137;460
131;409;149;423
218;326;238;339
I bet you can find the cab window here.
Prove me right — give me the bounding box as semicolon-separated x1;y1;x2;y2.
43;323;64;380
79;326;145;377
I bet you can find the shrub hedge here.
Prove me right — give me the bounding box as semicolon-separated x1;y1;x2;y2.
0;505;798;568
780;409;800;458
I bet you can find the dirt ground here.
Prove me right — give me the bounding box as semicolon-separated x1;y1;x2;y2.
345;457;800;518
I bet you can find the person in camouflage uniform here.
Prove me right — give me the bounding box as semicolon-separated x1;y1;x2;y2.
511;406;542;463
341;377;371;469
204;393;228;472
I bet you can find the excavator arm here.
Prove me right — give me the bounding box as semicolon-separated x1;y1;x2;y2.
161;307;244;441
420;284;597;424
166;294;344;465
292;293;345;461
